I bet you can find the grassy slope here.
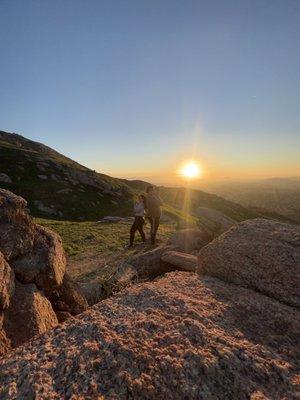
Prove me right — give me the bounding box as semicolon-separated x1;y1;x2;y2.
36;218;176;283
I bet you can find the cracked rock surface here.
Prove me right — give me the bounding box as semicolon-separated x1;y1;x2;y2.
0;272;299;399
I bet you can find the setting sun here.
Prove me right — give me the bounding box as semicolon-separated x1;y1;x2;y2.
179;161;202;179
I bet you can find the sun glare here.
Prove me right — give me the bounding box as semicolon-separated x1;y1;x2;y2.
179;161;202;179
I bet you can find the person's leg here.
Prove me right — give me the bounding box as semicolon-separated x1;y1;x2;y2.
129;218;138;246
149;216;156;244
152;217;160;244
137;217;146;242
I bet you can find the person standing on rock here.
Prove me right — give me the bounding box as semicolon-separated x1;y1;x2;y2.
146;186;163;245
129;194;146;247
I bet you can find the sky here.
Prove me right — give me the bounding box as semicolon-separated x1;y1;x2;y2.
0;0;299;184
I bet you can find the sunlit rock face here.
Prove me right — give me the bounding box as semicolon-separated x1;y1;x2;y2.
198;218;300;308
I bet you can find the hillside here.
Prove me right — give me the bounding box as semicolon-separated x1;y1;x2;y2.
0;130;134;220
200;178;300;223
0;130;287;226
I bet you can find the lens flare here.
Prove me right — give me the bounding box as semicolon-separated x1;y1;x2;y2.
179;161;202;179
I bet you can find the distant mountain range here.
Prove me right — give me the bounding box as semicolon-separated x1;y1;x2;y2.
0;130;296;226
200;177;300;223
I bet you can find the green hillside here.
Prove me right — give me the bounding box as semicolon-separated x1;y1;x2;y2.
0;130;134;220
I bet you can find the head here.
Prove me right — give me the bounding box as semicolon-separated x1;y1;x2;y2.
139;194;146;204
146;185;154;194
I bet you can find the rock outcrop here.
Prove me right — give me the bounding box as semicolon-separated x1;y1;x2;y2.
80;245;200;307
129;245;175;279
0;189;87;353
0;314;10;356
197;206;236;236
161;250;197;271
3;282;58;347
167;228;212;253
0;173;12;183
11;225;66;291
198;218;300;308
47;274;88;315
0;272;299;399
0;189;35;260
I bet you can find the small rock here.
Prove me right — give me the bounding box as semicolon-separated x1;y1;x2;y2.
101;216;123;223
0;173;12;183
168;228;212;253
3;282;58;347
56;311;72;323
57;188;72;194
34;200;57;215
129;245;174;279
161;251;197;272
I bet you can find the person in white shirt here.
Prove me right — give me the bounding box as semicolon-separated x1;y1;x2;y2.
129;194;146;246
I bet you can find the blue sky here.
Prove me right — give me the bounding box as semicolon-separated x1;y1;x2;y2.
0;0;299;182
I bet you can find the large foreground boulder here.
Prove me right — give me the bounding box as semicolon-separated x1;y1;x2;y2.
0;272;298;399
198;218;300;308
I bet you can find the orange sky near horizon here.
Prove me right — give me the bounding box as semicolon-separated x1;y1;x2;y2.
99;159;300;185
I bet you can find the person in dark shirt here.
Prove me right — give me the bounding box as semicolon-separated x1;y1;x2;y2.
146;186;163;245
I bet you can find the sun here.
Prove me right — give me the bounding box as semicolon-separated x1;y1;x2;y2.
179;160;202;179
